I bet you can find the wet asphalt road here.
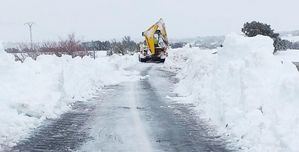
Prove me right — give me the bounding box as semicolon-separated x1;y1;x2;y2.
140;70;231;151
11;65;234;152
11;101;96;152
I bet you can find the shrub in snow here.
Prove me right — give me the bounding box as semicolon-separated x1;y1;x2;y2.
110;36;139;55
170;42;187;49
273;37;292;51
290;41;299;50
242;21;279;38
165;34;299;151
242;21;292;52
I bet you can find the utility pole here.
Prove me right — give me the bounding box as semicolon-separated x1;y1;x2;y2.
24;22;34;50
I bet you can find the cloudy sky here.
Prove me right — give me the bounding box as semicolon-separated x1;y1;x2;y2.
0;0;298;42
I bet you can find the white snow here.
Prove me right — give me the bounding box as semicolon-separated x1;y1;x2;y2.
2;33;299;151
164;34;299;152
276;50;299;63
0;47;139;149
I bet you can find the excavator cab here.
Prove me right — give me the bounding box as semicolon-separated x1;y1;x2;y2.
139;19;169;63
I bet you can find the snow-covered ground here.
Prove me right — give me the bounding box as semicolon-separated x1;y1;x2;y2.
0;47;139;149
276;50;299;63
164;34;299;152
2;34;299;152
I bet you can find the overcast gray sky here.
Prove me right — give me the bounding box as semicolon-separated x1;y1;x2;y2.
0;0;298;42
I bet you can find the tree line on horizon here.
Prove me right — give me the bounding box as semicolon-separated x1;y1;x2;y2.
4;33;187;62
4;34;141;62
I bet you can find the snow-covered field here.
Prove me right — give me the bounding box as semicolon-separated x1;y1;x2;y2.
164;34;299;152
0;47;139;149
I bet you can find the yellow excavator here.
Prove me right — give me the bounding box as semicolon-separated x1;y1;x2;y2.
139;18;169;63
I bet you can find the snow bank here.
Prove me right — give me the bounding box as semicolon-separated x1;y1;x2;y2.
276;50;299;63
0;48;139;149
165;34;299;151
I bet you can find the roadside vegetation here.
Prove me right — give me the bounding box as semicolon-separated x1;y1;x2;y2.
242;21;299;53
4;34;139;62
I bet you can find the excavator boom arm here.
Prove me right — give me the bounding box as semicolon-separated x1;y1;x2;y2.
143;19;168;55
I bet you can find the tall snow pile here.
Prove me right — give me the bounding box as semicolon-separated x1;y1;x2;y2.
165;34;299;151
0;48;139;149
276;50;299;63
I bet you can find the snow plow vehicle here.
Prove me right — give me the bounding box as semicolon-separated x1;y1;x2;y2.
139;18;169;63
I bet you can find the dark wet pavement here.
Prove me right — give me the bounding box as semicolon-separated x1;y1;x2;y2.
136;66;233;152
11;101;96;152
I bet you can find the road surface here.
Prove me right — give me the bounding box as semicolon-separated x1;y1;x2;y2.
12;64;234;152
